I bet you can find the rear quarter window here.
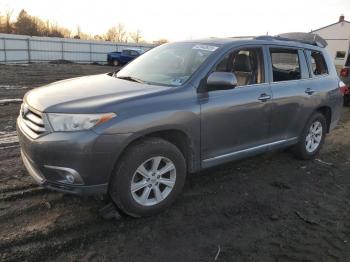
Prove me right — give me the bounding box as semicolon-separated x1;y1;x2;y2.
307;50;328;76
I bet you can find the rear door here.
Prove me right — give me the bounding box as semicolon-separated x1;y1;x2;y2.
267;46;315;142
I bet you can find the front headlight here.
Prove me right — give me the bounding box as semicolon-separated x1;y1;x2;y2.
47;113;116;131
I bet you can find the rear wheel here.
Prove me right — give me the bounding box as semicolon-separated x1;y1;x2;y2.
112;59;119;66
293;112;326;160
109;138;186;217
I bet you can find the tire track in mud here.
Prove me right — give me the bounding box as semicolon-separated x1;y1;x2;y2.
0;98;22;105
0;194;58;222
0;205;98;249
0;131;19;149
1;223;113;262
0;187;49;202
267;166;350;262
0;85;30;90
0;183;39;194
0;194;112;262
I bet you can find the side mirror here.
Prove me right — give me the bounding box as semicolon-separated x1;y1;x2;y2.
206;72;238;91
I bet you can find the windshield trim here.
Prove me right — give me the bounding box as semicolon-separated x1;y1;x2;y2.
116;75;178;87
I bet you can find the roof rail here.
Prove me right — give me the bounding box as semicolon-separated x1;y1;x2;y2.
255;32;328;48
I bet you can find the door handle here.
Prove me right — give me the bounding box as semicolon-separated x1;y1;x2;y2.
258;94;271;102
305;88;315;95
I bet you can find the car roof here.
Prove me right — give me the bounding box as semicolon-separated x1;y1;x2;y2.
180;37;324;51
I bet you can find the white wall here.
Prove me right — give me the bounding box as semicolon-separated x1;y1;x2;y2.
0;33;155;64
313;21;350;66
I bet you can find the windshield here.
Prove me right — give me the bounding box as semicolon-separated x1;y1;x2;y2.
116;42;219;86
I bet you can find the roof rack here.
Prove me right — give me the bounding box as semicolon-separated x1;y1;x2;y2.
255;32;328;48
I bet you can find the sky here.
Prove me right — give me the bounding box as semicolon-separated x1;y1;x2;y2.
0;0;349;42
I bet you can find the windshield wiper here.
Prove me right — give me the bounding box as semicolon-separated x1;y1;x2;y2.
117;76;146;84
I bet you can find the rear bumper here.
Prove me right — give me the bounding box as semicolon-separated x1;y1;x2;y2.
329;93;343;131
341;77;350;88
17;117;133;195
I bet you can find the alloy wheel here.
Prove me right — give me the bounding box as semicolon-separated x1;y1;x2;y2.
130;156;176;206
305;121;323;153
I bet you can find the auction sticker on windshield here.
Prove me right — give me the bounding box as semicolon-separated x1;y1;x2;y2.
192;45;218;52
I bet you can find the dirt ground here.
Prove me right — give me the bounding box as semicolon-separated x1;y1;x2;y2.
0;63;350;262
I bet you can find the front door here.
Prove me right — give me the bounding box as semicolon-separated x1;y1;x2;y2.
200;47;272;167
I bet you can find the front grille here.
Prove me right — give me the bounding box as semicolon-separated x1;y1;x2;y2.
20;103;46;138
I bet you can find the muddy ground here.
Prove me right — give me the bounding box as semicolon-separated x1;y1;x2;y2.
0;63;350;262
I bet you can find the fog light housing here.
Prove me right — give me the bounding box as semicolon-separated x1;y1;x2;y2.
44;165;84;185
65;174;75;184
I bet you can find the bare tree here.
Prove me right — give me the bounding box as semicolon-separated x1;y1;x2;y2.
73;25;81;39
153;38;169;45
129;29;143;43
0;13;3;32
94;35;104;40
14;9;39;35
1;10;14;33
105;23;128;42
0;9;151;43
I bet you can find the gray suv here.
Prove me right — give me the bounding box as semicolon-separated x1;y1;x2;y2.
17;33;343;217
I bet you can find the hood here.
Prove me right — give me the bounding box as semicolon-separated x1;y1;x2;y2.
24;74;170;113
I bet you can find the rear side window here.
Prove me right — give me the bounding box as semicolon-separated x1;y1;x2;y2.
270;49;300;82
309;51;328;76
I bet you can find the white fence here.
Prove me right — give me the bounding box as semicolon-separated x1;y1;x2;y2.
0;33;155;64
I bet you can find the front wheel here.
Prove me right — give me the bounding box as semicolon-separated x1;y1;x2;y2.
293;112;327;160
109;138;186;217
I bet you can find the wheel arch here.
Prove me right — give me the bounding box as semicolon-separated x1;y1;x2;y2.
315;106;332;133
110;128;199;185
146;129;198;172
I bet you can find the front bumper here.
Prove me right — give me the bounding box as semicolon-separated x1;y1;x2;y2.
20;149;107;195
17;117;132;195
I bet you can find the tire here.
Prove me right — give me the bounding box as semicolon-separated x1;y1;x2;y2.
112;60;119;66
293;112;327;160
109;138;186;217
344;94;350;107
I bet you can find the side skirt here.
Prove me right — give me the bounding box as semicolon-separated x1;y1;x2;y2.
201;137;298;169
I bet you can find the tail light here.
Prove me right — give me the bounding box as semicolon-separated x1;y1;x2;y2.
340;68;349;77
339;81;349;95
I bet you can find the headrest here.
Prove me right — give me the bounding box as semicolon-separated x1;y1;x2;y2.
232;54;251;72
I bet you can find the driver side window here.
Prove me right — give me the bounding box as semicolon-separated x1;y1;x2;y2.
214;48;265;86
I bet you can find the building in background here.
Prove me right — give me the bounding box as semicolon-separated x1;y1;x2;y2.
312;15;350;66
